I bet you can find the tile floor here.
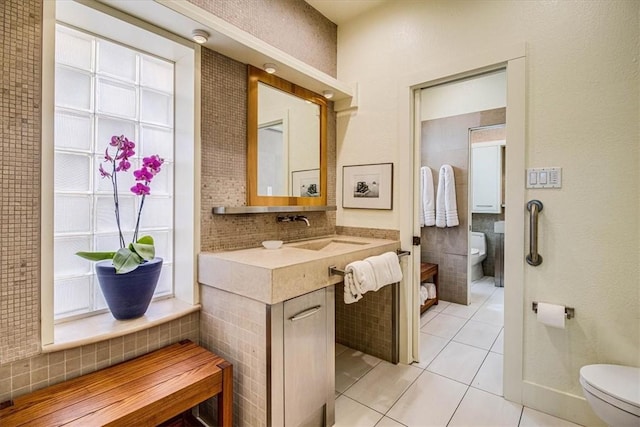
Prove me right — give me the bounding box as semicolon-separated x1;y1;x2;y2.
334;277;583;427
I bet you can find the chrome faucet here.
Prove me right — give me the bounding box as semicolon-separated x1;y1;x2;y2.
293;215;310;226
277;215;310;226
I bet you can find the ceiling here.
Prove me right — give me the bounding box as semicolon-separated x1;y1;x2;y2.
305;0;387;25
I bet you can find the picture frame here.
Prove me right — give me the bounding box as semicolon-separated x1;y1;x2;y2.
342;163;393;209
291;168;320;197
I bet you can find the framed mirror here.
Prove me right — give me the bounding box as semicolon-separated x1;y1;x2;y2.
247;65;327;206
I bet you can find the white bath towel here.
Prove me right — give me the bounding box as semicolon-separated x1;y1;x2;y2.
366;251;403;290
420;166;435;227
435;164;459;227
426;283;437;299
420;285;429;305
343;260;376;304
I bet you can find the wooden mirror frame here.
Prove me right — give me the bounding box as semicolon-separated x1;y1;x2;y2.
247;65;328;206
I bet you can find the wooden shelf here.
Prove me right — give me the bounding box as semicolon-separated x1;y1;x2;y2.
420;262;439;313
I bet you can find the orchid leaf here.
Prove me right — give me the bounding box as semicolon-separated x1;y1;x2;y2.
76;251;116;261
113;248;143;274
130;235;155;261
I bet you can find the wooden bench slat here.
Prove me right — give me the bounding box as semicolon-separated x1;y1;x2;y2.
69;365;223;427
0;340;233;427
9;341;201;409
1;343;214;424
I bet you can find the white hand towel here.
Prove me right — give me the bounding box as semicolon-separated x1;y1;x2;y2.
436;164;459;228
435;166;446;228
343;260;376;304
366;251;403;290
420;166;435;227
442;164;459;227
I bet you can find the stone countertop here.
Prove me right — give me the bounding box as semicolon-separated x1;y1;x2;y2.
198;235;400;305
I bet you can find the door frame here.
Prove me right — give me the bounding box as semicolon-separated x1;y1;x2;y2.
396;43;526;403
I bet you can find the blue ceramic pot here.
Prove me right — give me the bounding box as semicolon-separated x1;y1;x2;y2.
95;258;163;320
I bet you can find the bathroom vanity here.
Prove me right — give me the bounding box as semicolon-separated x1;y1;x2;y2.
198;235;399;426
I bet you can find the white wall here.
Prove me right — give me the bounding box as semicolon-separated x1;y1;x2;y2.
420;69;506;120
336;0;639;423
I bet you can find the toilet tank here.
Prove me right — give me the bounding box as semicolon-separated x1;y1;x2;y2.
470;232;486;255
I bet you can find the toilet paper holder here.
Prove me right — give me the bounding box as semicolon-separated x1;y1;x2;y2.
532;301;575;319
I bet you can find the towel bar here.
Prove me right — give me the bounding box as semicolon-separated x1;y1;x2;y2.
328;249;410;277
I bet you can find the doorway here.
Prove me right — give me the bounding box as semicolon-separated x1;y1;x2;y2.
397;47;526;403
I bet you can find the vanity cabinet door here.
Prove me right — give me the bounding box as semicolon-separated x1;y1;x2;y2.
471;144;502;213
283;288;327;427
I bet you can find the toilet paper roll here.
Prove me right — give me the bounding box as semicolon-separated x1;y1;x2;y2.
537;302;566;329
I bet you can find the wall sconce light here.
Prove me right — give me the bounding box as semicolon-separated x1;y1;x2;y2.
191;29;209;44
263;63;277;74
322;90;334;99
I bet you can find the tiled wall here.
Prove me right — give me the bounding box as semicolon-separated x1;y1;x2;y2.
420;109;505;304
0;313;199;403
0;0;42;365
187;0;337;77
198;286;268;426
199;48;337;253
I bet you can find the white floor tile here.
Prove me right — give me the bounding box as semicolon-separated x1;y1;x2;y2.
420;309;439;327
427;300;450;313
471;303;504;327
448;387;522;427
334;395;383;427
375;416;406;427
427;341;487;385
471;352;503;396
413;333;448;369
420;313;467;340
336;342;349;356
491;329;504;354
335;349;382;393
453;320;502;350
344;361;423;413
387;371;467;427
519;407;583;427
442;301;482;319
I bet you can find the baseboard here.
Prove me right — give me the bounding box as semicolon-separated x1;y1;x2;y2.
522;381;605;427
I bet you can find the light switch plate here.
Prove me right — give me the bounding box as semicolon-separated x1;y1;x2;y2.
526;167;562;188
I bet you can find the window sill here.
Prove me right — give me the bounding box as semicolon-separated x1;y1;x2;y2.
42;298;201;353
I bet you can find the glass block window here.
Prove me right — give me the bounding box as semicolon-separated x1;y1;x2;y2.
54;25;175;320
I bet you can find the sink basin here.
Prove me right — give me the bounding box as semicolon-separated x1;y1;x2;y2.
289;239;368;251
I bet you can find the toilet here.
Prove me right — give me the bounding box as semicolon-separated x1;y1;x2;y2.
579;364;640;426
470;232;487;281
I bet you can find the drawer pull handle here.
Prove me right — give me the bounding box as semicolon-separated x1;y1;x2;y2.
290;305;322;321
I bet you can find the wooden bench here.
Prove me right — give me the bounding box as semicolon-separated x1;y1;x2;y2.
420;262;439;313
0;340;232;427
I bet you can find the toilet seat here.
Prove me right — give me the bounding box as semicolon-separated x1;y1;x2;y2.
579;365;640;416
471;248;480;256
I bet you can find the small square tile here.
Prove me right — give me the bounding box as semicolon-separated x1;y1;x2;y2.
453;320;502;350
420;313;467;340
387;371;467;426
427;341;487;385
448;387;522;426
344;361;422;413
334;395;383;427
471;352;503;396
413;333;448;369
335;349;381;393
519;407;583;427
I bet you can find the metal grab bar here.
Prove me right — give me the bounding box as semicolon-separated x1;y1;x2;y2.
526;200;543;266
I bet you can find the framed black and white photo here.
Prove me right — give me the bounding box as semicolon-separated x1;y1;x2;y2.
291;168;320;197
342;163;393;209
